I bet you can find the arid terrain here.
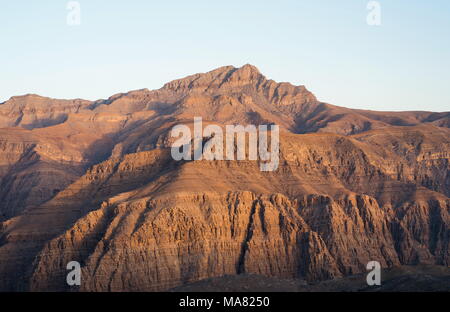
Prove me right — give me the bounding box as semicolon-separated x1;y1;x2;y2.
0;64;448;291
171;265;450;292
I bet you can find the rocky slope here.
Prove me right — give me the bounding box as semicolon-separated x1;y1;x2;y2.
0;64;448;291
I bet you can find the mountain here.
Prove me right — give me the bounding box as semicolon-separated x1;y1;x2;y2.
0;64;448;291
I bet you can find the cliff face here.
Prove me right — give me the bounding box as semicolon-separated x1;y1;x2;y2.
0;65;449;291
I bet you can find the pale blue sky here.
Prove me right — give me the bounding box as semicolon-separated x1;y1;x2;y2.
1;0;449;111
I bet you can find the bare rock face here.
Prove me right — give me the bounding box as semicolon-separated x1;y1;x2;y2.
0;65;449;291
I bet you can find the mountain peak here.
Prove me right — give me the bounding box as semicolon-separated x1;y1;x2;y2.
161;64;265;92
225;64;263;84
238;63;261;74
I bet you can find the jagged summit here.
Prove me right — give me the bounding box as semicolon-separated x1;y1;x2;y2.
161;64;267;92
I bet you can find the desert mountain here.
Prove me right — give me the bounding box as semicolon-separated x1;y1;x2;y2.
0;64;448;291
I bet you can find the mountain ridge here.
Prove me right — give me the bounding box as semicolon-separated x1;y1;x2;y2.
1;65;448;135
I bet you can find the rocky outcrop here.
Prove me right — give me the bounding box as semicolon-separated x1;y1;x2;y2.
24;136;449;291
